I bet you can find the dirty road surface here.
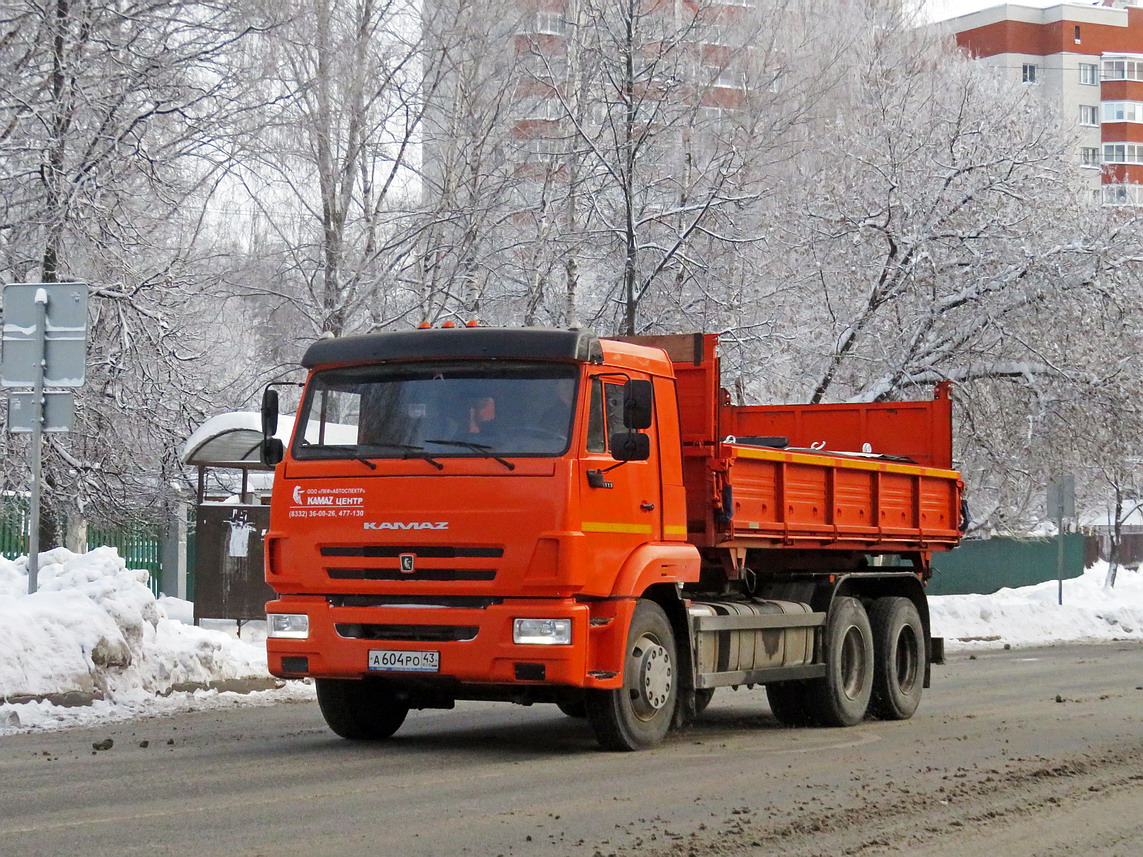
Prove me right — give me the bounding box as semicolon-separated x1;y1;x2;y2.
2;642;1140;857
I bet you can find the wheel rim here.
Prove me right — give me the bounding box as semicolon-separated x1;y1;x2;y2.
628;633;673;721
839;625;868;701
894;624;920;694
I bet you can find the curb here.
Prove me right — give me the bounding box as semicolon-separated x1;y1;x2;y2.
3;677;284;709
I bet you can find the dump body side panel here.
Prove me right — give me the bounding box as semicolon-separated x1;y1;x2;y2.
718;446;962;551
618;334;962;555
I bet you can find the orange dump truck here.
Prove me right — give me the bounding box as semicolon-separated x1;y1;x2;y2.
259;328;963;750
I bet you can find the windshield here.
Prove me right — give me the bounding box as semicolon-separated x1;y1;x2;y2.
293;361;578;461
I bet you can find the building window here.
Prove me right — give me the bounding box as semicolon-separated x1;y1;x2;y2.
1079;105;1099;126
1022;63;1038;83
1079;63;1098;85
1102;101;1143;123
1102;184;1143;206
1074;25;1081;44
1102;142;1143;164
534;12;567;36
705;65;742;89
521;97;565;122
521;135;566;161
1102;58;1143;81
1080;147;1100;167
698;105;725;123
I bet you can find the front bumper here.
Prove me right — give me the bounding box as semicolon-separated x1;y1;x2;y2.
266;595;632;690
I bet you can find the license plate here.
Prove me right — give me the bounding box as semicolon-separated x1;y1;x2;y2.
368;649;440;672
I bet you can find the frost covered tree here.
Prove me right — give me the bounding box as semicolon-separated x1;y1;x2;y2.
499;0;844;335
0;0;260;538
726;0;1143;529
223;0;439;360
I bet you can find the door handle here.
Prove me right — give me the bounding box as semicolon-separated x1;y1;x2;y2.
640;503;655;512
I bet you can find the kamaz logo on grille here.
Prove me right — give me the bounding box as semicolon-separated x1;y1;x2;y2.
399;554;415;573
363;521;449;530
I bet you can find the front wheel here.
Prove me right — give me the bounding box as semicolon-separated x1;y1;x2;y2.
808;596;874;727
316;677;410;740
556;699;587;719
586;600;678;751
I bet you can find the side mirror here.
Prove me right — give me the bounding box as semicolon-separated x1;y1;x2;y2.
610;430;650;462
261;437;285;467
623;380;653;430
261;387;280;437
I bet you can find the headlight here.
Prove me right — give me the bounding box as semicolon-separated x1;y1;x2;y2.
513;618;572;645
267;613;310;639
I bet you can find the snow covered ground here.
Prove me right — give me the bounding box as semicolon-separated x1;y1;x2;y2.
1;547;1140;737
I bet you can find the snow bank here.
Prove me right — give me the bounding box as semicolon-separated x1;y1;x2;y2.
0;547;305;733
0;547;1140;737
931;562;1143;647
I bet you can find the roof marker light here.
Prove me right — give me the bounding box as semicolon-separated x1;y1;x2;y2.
441;321;456;328
466;320;479;327
417;322;431;329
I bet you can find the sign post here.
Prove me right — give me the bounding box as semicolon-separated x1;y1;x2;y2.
1047;474;1075;606
1;282;88;593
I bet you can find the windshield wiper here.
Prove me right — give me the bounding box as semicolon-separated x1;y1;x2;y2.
298;442;378;470
299;442;444;471
424;439;516;471
364;442;445;470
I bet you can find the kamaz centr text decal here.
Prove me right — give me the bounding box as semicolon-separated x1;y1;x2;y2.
287;486;366;519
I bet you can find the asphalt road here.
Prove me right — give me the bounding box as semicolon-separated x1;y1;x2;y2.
2;641;1141;857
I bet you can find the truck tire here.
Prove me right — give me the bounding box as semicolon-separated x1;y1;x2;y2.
869;597;925;720
766;680;816;727
586;600;678;751
316;677;410;740
809;596;874;727
694;688;715;715
556;700;587;719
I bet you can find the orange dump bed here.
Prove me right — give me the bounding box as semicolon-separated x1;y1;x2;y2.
703;444;962;551
619;334;963;553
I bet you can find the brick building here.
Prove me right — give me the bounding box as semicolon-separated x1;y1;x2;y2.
947;1;1143;203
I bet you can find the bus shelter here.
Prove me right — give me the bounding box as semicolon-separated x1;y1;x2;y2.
180;413;292;622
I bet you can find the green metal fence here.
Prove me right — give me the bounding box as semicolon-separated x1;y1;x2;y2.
87;525;164;596
0;501;163;596
928;534;1087;596
0;498;29;559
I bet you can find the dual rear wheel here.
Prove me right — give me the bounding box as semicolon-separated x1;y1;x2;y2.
767;595;925;727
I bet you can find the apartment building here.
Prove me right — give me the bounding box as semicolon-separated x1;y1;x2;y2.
947;1;1143;203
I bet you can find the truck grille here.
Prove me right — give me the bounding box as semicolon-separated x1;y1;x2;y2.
328;595;502;609
321;544;502;583
335;623;479;642
321;545;503;558
328;568;495;582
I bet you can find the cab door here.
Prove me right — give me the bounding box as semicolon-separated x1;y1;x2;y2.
578;374;661;596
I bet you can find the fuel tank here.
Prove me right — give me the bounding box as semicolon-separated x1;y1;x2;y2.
689;599;815;674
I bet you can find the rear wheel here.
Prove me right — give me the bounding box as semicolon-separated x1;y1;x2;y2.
586;600;678;751
869;597;925;720
808;596;874;726
316;677;409;740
